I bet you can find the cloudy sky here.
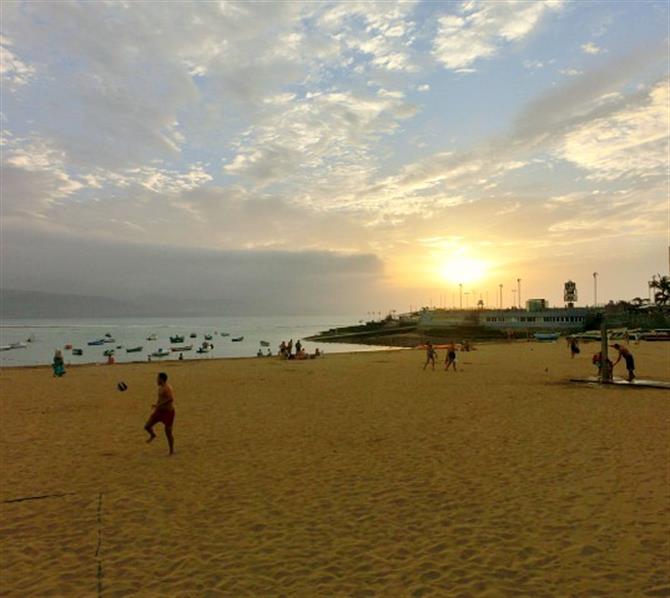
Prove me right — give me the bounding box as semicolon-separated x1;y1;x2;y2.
1;0;668;315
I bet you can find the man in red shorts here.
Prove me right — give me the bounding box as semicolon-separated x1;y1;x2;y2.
145;372;175;455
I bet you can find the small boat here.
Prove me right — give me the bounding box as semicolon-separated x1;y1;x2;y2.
0;345;11;351
72;348;83;356
9;342;28;349
26;334;36;343
260;340;270;347
169;335;185;343
146;333;157;341
171;345;193;352
152;348;170;357
231;336;244;342
103;348;115;357
64;343;73;350
103;337;115;343
190;332;197;338
220;332;230;337
126;346;143;353
196;346;211;354
204;334;213;341
88;339;104;346
534;333;560;341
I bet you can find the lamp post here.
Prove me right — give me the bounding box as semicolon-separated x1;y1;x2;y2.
512;288;517;308
593;272;598;307
459;283;463;309
517;278;522;308
499;284;503;309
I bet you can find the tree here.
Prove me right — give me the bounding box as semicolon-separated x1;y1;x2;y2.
650;275;670;307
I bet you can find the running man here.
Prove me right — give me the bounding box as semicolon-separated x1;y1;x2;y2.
145;372;175;454
423;341;437;370
445;343;457;372
611;343;635;382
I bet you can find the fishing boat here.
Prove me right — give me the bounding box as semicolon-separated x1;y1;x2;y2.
220;332;230;337
260;340;270;347
151;348;170;357
146;333;157;341
103;348;115;357
190;332;197;338
231;336;244;342
196;346;211;354
64;343;73;350
103;337;115;343
0;345;11;351
204;334;213;340
171;345;193;352
126;346;143;353
72;348;83;356
169;335;185;343
534;332;560;341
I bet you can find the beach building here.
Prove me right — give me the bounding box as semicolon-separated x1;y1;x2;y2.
418;302;592;333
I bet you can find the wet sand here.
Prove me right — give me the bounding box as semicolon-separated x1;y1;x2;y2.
1;341;668;596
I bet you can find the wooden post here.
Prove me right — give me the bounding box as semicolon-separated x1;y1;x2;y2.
600;319;611;383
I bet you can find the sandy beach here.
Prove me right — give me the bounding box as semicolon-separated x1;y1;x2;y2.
1;341;668;597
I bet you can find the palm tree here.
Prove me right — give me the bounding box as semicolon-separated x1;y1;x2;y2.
650;275;670;306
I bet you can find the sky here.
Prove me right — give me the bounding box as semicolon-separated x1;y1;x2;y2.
1;0;668;316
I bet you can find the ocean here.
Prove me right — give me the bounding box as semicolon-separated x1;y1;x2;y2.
0;315;390;368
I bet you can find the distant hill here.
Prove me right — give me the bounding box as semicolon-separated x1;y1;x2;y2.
0;289;142;319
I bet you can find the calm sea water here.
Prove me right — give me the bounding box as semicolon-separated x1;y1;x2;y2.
0;315;390;367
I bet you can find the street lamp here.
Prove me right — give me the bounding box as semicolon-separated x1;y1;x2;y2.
593;272;598;307
517;278;522;308
499;284;503;309
459;283;463;309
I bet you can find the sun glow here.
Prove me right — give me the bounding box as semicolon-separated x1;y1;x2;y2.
439;255;489;285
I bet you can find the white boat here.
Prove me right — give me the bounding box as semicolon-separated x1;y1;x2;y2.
2;343;28;351
151;348;170;357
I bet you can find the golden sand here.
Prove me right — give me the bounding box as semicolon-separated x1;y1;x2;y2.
1;341;668;596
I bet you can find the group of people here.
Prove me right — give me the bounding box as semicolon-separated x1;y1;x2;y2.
568;336;636;382
422;341;459;372
278;339;322;360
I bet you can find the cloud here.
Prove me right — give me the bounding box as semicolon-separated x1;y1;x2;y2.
1;227;385;315
433;0;564;71
0;36;35;90
581;42;603;55
223;90;417;186
557;80;669;180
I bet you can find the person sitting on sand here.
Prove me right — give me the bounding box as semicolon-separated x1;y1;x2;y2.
266;348;272;357
257;349;263;357
445;343;457;372
611;343;635;382
423;341;436;370
145;372;175;455
52;350;66;377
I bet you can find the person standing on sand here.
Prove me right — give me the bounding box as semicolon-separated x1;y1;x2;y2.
611;343;635;382
423;341;436;370
569;337;580;359
145;372;175;455
445;343;457;372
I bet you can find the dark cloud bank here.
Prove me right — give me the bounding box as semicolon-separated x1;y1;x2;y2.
1;230;383;317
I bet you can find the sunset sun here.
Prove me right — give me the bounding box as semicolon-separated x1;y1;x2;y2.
439;255;489;285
